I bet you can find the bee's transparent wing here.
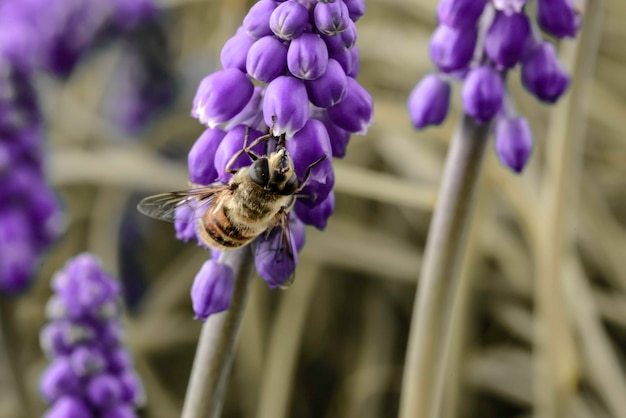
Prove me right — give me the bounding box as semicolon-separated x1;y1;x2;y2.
254;210;298;289
137;186;228;223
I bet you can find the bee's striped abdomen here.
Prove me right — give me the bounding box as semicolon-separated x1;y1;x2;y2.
199;206;260;249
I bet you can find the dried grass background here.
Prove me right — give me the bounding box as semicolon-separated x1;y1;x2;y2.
2;0;626;417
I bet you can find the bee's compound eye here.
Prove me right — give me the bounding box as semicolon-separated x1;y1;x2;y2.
249;157;270;187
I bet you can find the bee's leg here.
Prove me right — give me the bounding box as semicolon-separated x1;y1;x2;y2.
225;148;245;174
295;155;328;192
294;193;316;201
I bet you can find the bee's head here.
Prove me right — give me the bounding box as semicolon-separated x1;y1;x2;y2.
249;147;298;195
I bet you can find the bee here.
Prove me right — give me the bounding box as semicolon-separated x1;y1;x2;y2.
137;122;326;282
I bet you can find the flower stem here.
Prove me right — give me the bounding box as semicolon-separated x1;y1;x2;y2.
180;248;255;418
399;115;490;418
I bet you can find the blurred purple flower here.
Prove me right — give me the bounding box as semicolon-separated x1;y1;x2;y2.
462;66;504;124
495;116;533;173
191;260;235;320
437;0;488;29
407;73;451;129
537;0;581;39
521;42;570;103
430;25;478;73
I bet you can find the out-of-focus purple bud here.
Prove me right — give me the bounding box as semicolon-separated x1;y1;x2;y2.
263;76;309;136
40;322;72;357
119;371;144;405
327;78;373;134
321;20;357;54
408;73;451;129
225;86;264;130
102;405;137;418
214;125;264;183
27;183;63;248
314;1;350;35
342;0;366;21
331;45;359;78
188;127;227;185
537;0;581;39
305;59;347;108
191;260;235;320
314;110;352;158
521;42;570;103
254;226;298;288
0;209;35;293
485;12;531;69
287;33;329;80
437;0;488;29
95;321;124;350
295;191;335;230
43;396;91;418
174;203;198;242
191;69;254;128
70;346;106;377
40;359;81;402
461;66;504;124
112;0;158;30
290;215;306;252
86;374;123;409
495;117;533;173
270;1;309;40
296;158;335;206
430;25;478;73
243;0;280;39
246;36;288;83
493;0;528;14
107;348;132;374
220;29;255;71
286;119;332;181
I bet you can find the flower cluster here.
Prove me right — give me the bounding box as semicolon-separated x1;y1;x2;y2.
0;59;63;294
179;0;372;319
40;254;144;418
408;0;581;173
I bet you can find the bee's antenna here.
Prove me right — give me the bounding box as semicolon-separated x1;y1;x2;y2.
269;115;276;136
277;133;287;148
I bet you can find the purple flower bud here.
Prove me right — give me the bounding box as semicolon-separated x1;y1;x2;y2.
314;110;352;158
342;0;366;21
290;215;306;252
174;203;198;242
214;125;264;183
40;322;72;357
27;183;63;248
331;44;359;78
327;77;373;134
188;127;227;186
270;1;309;40
70;346;106;377
246;36;288;83
86;374;123;409
485;12;531;69
119;371;144;405
107;348;132;374
295;191;335;230
43;397;91;418
95;321;124;349
321;20;357;54
220;29;255;71
243;0;280;39
461;66;504;124
191;69;254;128
254;226;298;288
437;0;489;29
0;209;35;293
495;117;533;173
537;0;581;39
305;59;347;108
408;73;451;129
521;42;569;103
225;86;264;130
314;1;350;35
263;76;309;136
493;0;528;14
102;405;137;418
286;119;332;181
430;25;478;73
40;358;81;402
296;158;335;207
288;33;329;80
191;260;235;320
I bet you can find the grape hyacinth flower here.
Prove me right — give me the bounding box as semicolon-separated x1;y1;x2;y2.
407;0;582;173
183;0;373;318
0;59;63;294
40;254;144;417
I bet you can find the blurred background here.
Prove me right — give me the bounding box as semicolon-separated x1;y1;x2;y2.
1;0;626;417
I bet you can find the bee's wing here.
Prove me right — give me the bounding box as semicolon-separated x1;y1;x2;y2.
137;185;229;223
254;210;298;289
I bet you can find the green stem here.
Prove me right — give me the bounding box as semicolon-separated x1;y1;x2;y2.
399;115;490;418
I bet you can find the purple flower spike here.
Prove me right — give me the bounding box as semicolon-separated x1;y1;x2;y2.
342;0;366;22
120;371;144;405
322;20;357;54
314;1;350;35
461;66;504;124
214;125;264;183
305;59;348;108
537;0;581;39
287;119;332;180
191;260;235;321
220;29;255;71
70;346;106;377
295;191;335;230
493;0;528;14
521;42;570;103
246;36;289;83
263;76;309;136
40;358;81;402
0;209;36;294
485;12;531;69
254;226;298;288
288;33;329;80
270;1;309;40
437;0;489;29
43;397;91;418
86;374;122;408
191;69;254;128
188;127;227;186
495;117;533;173
430;25;478;73
327;77;373;134
243;0;280;39
408;73;451;129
